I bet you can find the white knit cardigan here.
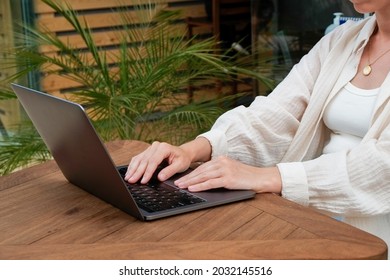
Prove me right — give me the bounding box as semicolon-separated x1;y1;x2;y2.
200;15;390;256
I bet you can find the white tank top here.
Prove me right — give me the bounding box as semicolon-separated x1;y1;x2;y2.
322;82;380;154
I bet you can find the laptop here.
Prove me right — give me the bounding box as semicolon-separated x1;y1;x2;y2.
11;83;255;221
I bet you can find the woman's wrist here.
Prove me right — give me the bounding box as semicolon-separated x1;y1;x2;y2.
252;166;283;194
180;137;212;163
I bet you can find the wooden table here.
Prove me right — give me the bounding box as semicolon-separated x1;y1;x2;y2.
0;141;387;260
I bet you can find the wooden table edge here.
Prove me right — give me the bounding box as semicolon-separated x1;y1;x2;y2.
0;239;387;260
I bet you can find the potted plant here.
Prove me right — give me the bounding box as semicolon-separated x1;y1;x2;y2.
0;0;273;175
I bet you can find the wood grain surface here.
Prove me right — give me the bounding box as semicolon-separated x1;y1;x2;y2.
0;140;387;260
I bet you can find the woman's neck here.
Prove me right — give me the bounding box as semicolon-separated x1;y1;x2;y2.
374;12;390;41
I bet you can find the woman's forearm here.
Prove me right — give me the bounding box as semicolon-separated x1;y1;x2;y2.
179;137;212;163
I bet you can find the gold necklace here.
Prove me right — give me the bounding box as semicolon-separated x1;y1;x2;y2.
363;42;390;76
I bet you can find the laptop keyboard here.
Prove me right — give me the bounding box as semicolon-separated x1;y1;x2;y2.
127;182;206;212
118;167;206;212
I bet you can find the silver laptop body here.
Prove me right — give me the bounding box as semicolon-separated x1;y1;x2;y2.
11;83;255;220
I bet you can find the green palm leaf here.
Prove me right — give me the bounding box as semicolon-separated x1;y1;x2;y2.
0;0;273;175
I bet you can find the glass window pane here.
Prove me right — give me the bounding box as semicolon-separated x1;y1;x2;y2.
252;0;362;94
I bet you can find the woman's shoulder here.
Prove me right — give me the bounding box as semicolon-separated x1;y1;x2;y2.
326;15;375;44
311;15;376;57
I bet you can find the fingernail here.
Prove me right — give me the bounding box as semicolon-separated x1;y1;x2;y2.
127;175;135;182
188;185;197;192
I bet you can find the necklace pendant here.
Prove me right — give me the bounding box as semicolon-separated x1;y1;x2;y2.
363;65;372;76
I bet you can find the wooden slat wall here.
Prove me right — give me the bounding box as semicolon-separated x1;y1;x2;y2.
33;0;212;96
0;0;22;129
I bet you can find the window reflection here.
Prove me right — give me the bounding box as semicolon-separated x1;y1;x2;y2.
252;0;361;94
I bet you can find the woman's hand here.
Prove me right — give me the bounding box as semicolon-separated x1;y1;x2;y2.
125;137;212;184
125;141;192;184
174;156;282;194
